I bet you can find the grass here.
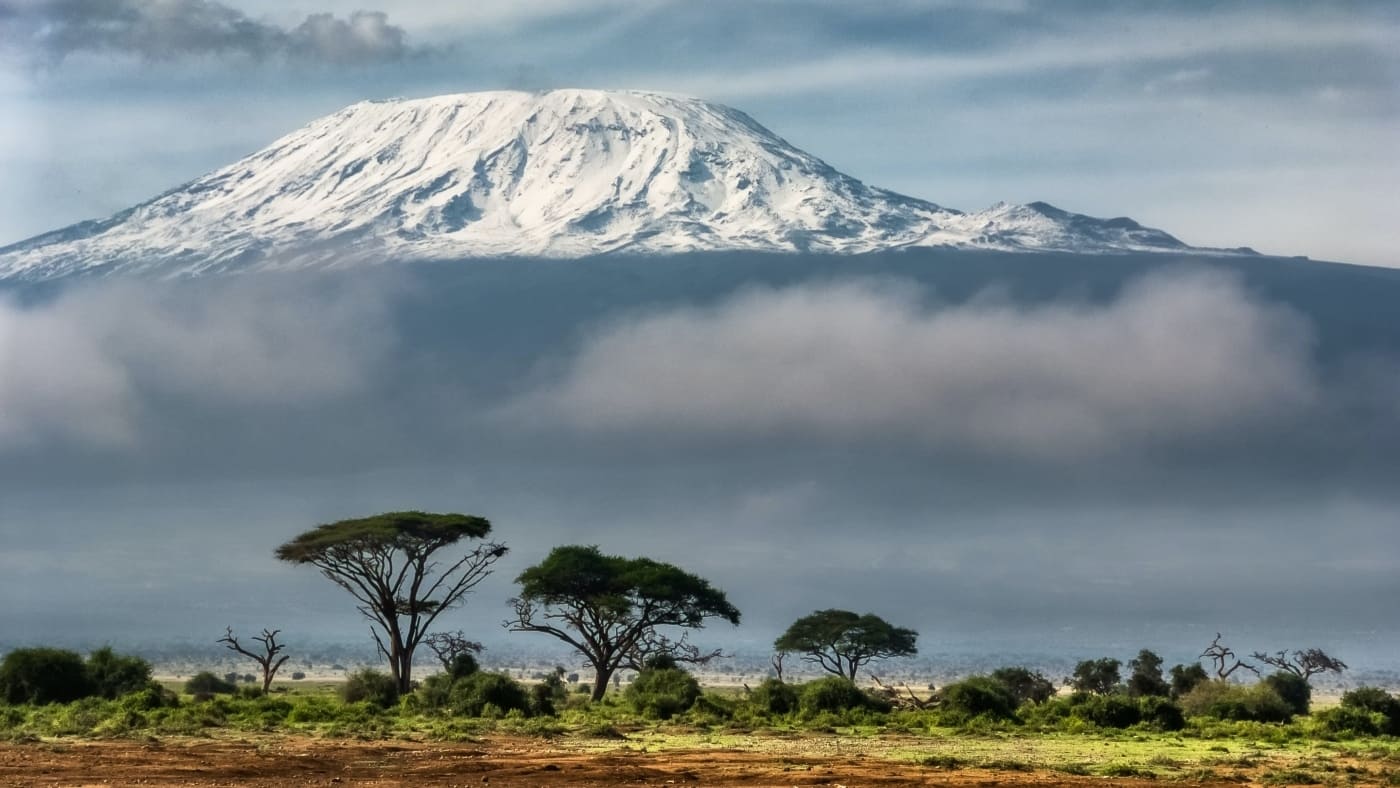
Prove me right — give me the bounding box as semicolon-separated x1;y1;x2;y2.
3;686;1399;784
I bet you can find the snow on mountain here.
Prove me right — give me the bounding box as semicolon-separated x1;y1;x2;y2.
0;89;1245;279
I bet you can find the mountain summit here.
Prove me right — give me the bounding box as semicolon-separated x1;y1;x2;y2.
0;89;1240;278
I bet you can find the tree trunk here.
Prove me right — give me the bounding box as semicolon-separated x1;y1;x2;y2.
261;669;273;695
591;666;613;702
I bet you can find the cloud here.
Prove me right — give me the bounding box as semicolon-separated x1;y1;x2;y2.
0;275;393;451
0;0;425;65
511;269;1322;460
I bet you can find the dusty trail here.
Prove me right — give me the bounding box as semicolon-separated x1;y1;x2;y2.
0;735;1170;787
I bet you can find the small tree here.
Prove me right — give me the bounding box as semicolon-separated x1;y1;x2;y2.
1169;662;1209;699
275;511;507;693
424;630;484;676
989;666;1057;705
218;627;290;694
1127;649;1171;698
774;609;917;681
1068;658;1121;694
506;545;740;701
1250;648;1347;681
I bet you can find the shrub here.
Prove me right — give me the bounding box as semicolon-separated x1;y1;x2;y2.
1263;673;1311;717
1138;696;1186;731
989;666;1056;705
446;652;480;680
1317;705;1384;737
449;672;532;717
749;678;800;715
0;647;94;704
183;671;238;696
1180;680;1292;723
530;669;568;716
799;677;877;714
939;676;1019;722
1339;687;1400;735
626;667;701;719
342;669;399;708
85;647;154;699
1070;693;1141;729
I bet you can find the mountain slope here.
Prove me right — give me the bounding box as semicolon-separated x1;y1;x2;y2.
0;89;1244;279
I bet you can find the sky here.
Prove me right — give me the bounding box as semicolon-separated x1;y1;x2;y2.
0;0;1397;266
1;1;1399;672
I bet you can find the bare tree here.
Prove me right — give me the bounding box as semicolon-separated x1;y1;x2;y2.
770;651;786;683
1250;649;1347;680
622;628;724;672
218;627;290;694
424;630;484;673
1201;633;1258;680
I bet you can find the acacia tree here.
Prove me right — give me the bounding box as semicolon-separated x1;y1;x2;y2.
774;609;918;681
505;545;741;701
218;627;290;694
275;511;507;693
1251;648;1347;681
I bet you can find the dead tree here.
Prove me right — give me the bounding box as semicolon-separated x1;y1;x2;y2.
218;627;290;694
770;652;786;683
870;673;936;710
424;631;484;673
1250;649;1347;680
1201;633;1258;680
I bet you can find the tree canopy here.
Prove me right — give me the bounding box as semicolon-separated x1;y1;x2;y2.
506;545;740;701
275;511;506;693
774;609;918;681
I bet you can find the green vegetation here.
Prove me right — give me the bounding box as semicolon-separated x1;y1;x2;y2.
275;511;508;693
774;609;917;680
506;544;741;701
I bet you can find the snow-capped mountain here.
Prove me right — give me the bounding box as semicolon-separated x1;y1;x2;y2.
0;89;1244;279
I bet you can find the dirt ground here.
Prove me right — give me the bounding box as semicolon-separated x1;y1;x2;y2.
0;734;1170;788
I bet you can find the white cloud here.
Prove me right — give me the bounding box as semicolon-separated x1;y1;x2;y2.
512;269;1320;459
0;276;392;450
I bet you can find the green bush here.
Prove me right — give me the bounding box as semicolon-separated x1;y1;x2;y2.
989;666;1056;705
342;669;399;708
625;667;701;719
1317;705;1384;737
85;647;155;700
1069;693;1141;729
939;676;1019;722
748;678;800;715
184;671;238;696
1180;680;1292;723
1138;696;1186;731
530;669;568;716
445;652;480;680
1069;658;1121;695
449;672;532;717
1339;687;1400;735
799;676;879;714
1169;663;1209;699
1;647;95;704
1262;673;1311;717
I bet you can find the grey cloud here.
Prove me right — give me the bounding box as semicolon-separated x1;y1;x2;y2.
1;0;423;65
0;276;393;451
511;269;1323;460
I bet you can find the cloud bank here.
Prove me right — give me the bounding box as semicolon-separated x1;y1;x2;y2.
1;0;423;65
0;276;393;450
514;270;1323;460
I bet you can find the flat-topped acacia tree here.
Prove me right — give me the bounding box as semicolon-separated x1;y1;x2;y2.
506;545;741;701
775;609;918;681
275;511;507;693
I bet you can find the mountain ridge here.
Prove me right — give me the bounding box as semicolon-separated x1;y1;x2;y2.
0;89;1253;279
